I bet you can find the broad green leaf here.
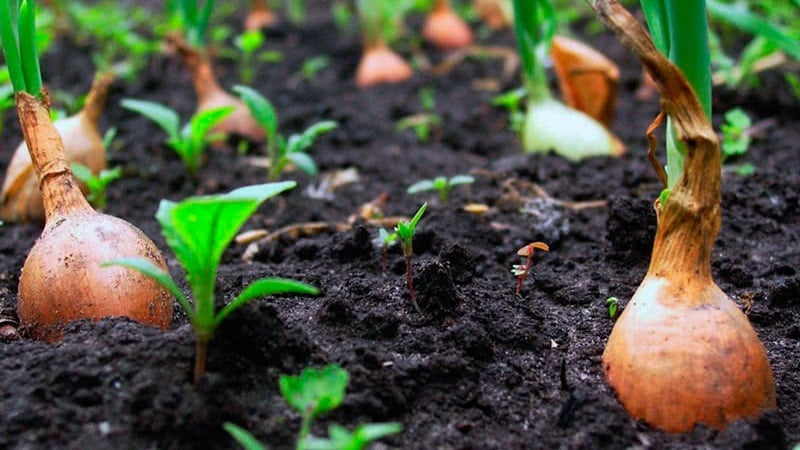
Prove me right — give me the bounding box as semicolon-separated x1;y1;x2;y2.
406;179;435;194
101;257;190;319
223;422;268;450
290;121;338;153
121;98;181;142
448;175;475;186
233;85;277;139
190;105;235;147
280;364;349;419
216;278;319;325
287;152;318;176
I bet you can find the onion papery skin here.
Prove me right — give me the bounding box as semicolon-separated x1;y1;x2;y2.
521;98;624;160
18;208;174;341
603;275;776;432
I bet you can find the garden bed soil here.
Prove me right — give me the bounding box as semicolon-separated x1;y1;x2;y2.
1;4;798;450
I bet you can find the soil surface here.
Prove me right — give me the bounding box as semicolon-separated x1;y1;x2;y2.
1;3;798;450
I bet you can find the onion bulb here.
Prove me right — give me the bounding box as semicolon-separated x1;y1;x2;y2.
423;0;473;50
245;0;278;31
0;73;113;223
473;0;512;30
169;34;265;143
356;41;413;88
594;0;775;432
15;91;173;341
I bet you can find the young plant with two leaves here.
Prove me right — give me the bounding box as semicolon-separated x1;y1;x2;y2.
510;0;623;160
225;364;402;450
235;85;338;180
120;98;233;179
0;0;172;340
106;183;319;384
588;0;775;433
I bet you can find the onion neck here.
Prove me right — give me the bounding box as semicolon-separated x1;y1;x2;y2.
16;91;94;221
82;72;114;126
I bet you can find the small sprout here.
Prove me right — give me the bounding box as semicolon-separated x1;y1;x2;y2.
396;88;442;143
512;242;549;297
377;227;398;275
102;126;119;150
105;183;319;384
301;55;331;80
70;163;123;211
721;107;752;162
606;296;619;319
407;174;474;202
391;203;427;311
491;87;527;133
234;85;338;180
235;29;265;84
121;98;234;179
225;364;401;450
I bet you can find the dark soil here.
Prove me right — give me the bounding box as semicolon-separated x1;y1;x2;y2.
1;4;798;450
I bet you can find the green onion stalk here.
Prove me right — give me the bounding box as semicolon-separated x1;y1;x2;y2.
177;0;215;49
511;0;623;160
640;0;711;195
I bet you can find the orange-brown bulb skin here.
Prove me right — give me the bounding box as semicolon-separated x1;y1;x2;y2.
604;277;776;432
18;206;174;341
423;1;473;50
356;44;413;88
0;113;105;222
245;0;278;30
473;0;510;29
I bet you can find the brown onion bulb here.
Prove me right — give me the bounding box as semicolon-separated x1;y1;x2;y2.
356;41;413;88
15;91;173;341
422;0;473;50
0;73;113;223
245;0;278;30
169;34;265;143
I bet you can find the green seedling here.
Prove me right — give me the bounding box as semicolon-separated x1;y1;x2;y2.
70;163;122;210
396;88;442;143
387;203;427;311
301;55;331;81
121;98;233;179
234;85;338;180
407;175;474;202
224;364;401;450
377;227;397;275
286;0;307;25
606;296;618;319
511;241;549;297
233;29;283;84
720;107;752;162
174;0;216;48
105;183;319;384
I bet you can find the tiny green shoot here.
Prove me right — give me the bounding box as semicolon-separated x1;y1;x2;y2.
70;163;122;210
234;85;338;180
606;296;618;319
491;87;527;133
396;87;442;143
378;227;397;275
225;364;402;450
301;55;331;81
104;183;319;384
235;29;265;84
407;175;474;202
121;98;233;179
720;107;752;162
511;241;549;297
387;203;427;311
286;0;307;25
175;0;216;48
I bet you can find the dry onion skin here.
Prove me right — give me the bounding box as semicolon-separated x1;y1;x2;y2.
169;34;265;143
356;42;413;88
15;91;173;341
422;0;474;50
550;35;619;128
0;73;113;223
591;0;775;432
